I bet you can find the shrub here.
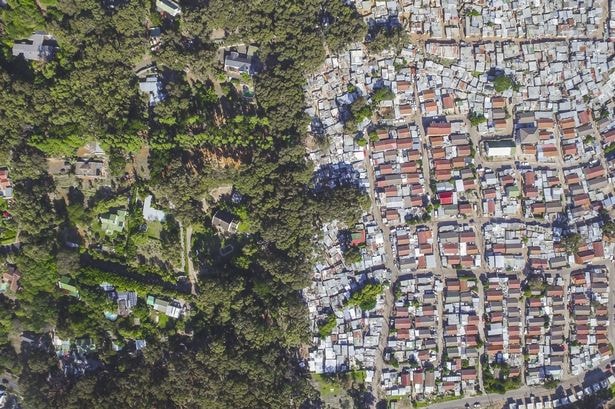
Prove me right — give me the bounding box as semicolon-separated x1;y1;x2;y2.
493;75;513;92
318;314;337;338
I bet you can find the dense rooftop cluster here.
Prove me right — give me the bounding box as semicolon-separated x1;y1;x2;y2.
303;0;615;405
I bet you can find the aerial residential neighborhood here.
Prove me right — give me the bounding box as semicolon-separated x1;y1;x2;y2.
304;0;615;407
0;0;613;408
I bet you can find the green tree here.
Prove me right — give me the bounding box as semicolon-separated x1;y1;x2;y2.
493;75;513;92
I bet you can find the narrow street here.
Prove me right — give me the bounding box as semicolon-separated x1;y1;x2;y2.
476;278;487;395
364;145;401;404
605;261;615;348
561;269;572;379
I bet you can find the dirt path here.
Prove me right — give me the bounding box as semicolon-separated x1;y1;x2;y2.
178;221;186;273
185;225;197;295
364;145;401;405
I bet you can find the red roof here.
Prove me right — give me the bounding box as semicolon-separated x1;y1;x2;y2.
426;122;451;136
438;191;454;205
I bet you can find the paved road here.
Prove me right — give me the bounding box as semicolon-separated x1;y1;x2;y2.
426;358;614;409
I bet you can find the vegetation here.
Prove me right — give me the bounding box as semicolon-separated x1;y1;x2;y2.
468;111;487;126
543;377;560;389
413;394;461;408
482;360;521;393
345;283;383;311
343;245;363;265
493;75;514;92
344;87;395;132
318;313;338;338
603;215;615;239
561;232;582;255
366;24;408;54
372;87;395;104
0;0;370;408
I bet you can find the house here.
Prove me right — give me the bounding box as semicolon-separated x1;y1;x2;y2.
74;337;96;355
100;210;127;235
58;277;79;298
212;210;239;234
156;0;181;17
146;295;181;318
75;159;105;178
77;141;105;158
117;291;137;316
485;139;516;157
139;76;165;106
224;51;254;75
426;122;452;137
0;168;13;199
0;266;20;293
149;27;162;51
439;191;454;205
12;32;57;61
142;195;166;222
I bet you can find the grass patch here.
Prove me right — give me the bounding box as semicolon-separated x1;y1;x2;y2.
157;313;169;328
349;370;366;384
312;374;342;398
146;221;163;240
413;394;461;407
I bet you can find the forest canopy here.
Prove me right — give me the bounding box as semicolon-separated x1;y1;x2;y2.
0;0;368;408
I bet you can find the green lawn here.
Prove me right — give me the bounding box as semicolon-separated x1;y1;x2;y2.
157;313;169;328
311;374;342;399
146;221;163;240
413;394;462;408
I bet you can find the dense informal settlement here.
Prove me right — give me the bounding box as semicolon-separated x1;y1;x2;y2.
303;0;615;406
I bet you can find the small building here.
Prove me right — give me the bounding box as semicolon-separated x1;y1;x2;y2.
100;210;127;235
224;51;254;75
146;295;181;318
142;195;166;222
117;291;137;316
76;141;105;158
485;139;516;157
75;159;105;178
155;0;181;17
139;76;165;106
0;266;20;293
0;168;12;199
74;337;96;354
12;32;57;62
149;27;162;51
212;210;239;234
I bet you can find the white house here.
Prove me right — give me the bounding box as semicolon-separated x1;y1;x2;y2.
143;195;166;222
